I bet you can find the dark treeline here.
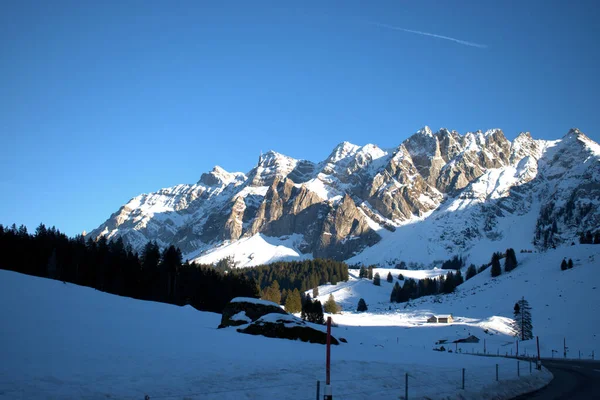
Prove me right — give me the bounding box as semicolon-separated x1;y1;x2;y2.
440;255;465;270
243;259;349;294
0;223;258;313
390;270;464;303
579;230;600;244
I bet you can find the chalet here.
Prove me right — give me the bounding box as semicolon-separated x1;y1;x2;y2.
454;335;480;344
427;314;454;323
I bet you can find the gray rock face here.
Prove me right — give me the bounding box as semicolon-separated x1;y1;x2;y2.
88;127;600;263
219;298;286;328
237;314;340;345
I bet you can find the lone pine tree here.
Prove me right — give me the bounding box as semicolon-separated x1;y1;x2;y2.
513;297;533;340
357;298;368;312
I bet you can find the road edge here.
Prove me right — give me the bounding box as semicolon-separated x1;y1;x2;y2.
510;368;554;400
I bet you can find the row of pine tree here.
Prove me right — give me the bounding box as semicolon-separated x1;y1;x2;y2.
0;223;259;313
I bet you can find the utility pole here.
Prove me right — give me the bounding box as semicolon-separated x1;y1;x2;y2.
325;317;332;400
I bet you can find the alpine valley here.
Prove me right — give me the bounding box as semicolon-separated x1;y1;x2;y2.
89;127;600;268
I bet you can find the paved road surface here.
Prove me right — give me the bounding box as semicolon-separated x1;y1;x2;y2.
515;359;600;399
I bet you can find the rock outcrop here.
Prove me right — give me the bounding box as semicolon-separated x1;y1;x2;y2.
219;297;286;328
219;298;340;345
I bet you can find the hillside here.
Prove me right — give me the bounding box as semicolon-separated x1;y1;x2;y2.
0;268;552;400
312;244;600;359
88;128;600;267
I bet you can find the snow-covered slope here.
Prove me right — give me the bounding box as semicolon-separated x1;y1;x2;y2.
191;233;311;268
314;244;600;359
89;127;600;267
0;270;552;399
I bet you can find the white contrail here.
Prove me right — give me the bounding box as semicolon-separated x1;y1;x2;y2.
371;22;487;49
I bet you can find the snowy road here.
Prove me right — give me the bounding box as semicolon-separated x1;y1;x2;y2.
515;359;600;399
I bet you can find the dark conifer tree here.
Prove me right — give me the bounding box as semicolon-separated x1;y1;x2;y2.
367;266;374;280
568;258;573;269
357;298;368;312
359;266;367;278
513;297;533;340
397;273;404;280
373;272;381;286
442;272;455;294
311;300;325;324
466;264;477;280
387;272;393;283
454;269;464;287
301;293;312;320
491;252;502;277
390;282;400;302
504;248;518;272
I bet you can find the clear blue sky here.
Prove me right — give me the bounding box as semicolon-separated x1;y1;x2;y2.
1;0;599;237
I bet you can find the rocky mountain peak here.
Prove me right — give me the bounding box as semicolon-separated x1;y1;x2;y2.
247;151;303;186
567;128;583;137
199;166;244;187
327;141;360;164
416;126;434;137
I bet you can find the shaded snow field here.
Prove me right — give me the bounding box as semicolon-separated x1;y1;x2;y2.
0;268;554;400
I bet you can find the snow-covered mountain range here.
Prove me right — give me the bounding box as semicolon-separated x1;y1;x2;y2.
89;127;600;267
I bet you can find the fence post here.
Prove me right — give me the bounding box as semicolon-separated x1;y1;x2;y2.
462;368;465;390
496;364;498;381
517;361;520;377
316;381;320;400
536;336;541;370
405;372;408;400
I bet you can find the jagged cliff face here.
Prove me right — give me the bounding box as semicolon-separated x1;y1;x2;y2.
89;127;600;265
